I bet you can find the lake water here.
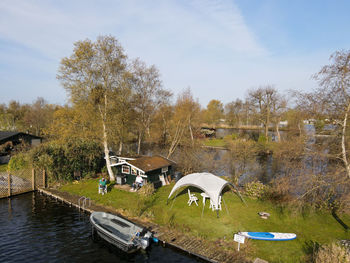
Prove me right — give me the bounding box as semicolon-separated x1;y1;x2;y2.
0;192;201;263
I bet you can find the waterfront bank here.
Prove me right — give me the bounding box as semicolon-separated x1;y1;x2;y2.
38;187;246;263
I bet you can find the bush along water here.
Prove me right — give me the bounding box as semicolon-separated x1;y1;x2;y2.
30;139;104;182
244;181;269;199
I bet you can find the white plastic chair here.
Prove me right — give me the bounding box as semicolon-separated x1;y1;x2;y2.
187;189;198;206
209;196;222;211
98;186;107;195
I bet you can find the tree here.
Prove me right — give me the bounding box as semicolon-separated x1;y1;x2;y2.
313;50;350;179
248;86;279;140
204;99;224;126
225;99;244;127
151;102;173;146
23;97;55;136
271;95;287;142
6;100;27;131
47;105;102;143
167;89;201;158
57;36;129;181
131;58;171;154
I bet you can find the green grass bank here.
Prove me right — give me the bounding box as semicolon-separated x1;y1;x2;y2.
60;179;350;263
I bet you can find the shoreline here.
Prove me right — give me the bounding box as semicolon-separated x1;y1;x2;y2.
37;188;248;263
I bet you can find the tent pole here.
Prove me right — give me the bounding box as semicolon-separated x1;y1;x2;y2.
201;201;205;219
222;196;229;215
228;183;247;206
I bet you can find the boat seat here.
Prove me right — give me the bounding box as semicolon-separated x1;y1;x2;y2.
100;223;130;241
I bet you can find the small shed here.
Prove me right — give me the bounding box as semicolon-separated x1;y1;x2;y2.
111;155;175;188
0;131;43;164
110;155;176;188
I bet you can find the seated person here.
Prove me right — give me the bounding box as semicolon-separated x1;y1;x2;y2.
131;175;143;191
98;178;107;195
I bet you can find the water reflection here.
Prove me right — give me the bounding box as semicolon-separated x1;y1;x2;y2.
0;193;200;263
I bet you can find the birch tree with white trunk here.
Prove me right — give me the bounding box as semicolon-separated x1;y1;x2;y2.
57;36;129;181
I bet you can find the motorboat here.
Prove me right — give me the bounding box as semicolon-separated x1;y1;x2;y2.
90;211;152;253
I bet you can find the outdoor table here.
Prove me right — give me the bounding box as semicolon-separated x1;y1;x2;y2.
200;192;210;206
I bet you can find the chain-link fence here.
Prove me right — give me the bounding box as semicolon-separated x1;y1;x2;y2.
0;169;45;198
0;172;9;198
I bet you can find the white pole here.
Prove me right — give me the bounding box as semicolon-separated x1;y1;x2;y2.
238;242;240;251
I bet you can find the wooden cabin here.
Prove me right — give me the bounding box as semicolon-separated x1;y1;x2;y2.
110;155;176;188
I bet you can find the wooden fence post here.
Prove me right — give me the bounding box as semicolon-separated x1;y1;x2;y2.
8;173;11;197
32;168;35;190
42;169;46;188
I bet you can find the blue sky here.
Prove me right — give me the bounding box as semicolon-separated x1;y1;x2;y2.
0;0;349;106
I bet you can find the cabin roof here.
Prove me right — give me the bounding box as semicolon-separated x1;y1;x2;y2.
128;155;175;172
0;131;42;143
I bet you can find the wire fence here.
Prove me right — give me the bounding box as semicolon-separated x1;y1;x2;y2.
0;169;46;198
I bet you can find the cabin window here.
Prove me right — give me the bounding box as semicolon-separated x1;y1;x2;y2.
122;165;130;174
131;167;137;175
161;166;168;173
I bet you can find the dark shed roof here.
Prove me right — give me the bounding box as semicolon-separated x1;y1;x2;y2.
0;131;42;144
128;155;175;172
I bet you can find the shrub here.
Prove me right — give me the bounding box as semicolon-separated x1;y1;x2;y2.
258;134;267;143
244;181;269;198
8;153;30;172
231;133;238;140
314;242;350;263
138;183;155;197
263;177;293;204
30;139;103;182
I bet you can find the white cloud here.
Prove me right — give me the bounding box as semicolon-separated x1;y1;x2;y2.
0;0;328;106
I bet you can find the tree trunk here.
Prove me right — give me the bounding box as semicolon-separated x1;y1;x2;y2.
102;120;115;181
298;122;302;136
265;108;270;140
167;121;184;158
137;131;142;155
118;141;123;155
99;95;115;182
341;101;350;179
189;122;194;146
275;122;281;142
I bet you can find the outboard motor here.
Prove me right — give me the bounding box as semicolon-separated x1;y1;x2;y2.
140;231;152;250
140;238;149;250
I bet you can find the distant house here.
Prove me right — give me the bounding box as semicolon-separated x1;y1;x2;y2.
110;155;176;188
0;131;42;146
0;131;43;164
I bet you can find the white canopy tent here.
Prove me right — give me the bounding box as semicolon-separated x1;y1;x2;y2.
167;172;245;217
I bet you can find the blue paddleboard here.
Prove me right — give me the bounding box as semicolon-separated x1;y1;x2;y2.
238;232;296;241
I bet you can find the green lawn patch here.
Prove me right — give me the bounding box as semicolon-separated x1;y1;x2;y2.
0;164;7;172
203;138;226;147
60;179;350;263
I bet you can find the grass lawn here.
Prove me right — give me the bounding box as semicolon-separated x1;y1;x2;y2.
60;179;350;263
203;138;226;147
0;164;7;172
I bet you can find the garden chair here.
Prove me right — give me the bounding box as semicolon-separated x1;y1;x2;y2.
98;185;107;195
187;189;198;206
209;196;222;211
